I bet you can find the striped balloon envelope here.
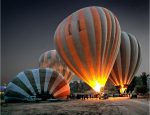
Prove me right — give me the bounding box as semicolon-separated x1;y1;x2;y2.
39;50;74;83
109;32;142;93
4;68;70;102
54;6;121;92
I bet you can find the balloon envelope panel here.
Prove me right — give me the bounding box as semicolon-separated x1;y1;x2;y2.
54;6;121;92
4;68;70;102
109;32;141;93
39;50;74;83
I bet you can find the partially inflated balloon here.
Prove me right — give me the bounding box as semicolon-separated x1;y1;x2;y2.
109;32;141;93
39;50;74;83
54;6;121;92
4;68;70;102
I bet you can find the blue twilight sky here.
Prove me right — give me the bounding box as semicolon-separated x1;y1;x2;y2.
1;0;149;83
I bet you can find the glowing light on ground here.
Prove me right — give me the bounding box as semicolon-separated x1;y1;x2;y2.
93;82;103;92
120;86;127;94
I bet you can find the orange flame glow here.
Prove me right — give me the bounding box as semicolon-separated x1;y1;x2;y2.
120;86;127;94
89;80;105;92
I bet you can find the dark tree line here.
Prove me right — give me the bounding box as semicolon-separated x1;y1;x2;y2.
127;72;149;94
70;81;91;93
70;72;150;95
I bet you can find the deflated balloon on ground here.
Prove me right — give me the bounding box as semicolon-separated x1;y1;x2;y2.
4;68;70;102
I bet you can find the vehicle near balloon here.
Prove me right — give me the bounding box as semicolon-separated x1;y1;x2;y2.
109;32;142;94
39;50;74;83
54;6;121;92
4;68;70;102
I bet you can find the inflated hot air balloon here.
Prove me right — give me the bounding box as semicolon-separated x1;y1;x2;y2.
54;6;121;92
4;68;70;102
109;32;142;93
39;50;74;83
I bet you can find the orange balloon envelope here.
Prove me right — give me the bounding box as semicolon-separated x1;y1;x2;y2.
39;50;74;83
109;32;142;93
54;6;121;92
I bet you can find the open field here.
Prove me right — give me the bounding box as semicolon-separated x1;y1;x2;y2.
1;97;149;115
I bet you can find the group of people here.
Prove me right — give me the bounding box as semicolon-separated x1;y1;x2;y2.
68;93;104;100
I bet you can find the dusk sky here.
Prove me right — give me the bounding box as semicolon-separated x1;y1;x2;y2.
1;0;149;83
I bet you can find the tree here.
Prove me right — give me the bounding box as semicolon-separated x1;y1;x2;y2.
135;85;147;94
140;72;149;93
141;72;149;86
127;76;137;93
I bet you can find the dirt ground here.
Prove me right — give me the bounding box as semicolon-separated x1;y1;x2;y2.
1;97;149;115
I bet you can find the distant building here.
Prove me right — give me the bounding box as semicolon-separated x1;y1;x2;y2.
0;85;6;94
0;85;6;99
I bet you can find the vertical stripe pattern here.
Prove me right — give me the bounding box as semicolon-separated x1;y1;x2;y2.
39;50;74;83
109;32;142;88
4;68;70;102
54;6;121;89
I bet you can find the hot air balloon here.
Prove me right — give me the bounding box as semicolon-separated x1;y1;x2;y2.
109;32;142;93
4;68;70;102
39;50;74;83
54;6;121;92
